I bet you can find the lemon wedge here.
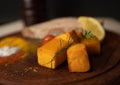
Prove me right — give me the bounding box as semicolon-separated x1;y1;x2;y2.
78;16;105;41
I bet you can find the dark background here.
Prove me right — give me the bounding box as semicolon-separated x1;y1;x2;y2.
0;0;120;25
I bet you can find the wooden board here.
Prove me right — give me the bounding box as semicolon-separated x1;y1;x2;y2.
0;31;120;85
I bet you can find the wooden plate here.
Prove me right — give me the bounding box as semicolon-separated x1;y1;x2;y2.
0;31;120;85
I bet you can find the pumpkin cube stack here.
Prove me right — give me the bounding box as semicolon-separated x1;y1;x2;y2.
37;16;104;72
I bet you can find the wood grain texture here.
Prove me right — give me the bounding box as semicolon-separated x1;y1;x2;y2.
0;31;120;85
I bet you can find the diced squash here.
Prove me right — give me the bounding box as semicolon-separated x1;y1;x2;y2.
81;37;100;54
37;32;75;69
67;44;90;72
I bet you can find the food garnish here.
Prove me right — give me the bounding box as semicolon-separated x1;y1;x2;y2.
83;30;94;39
41;34;55;45
78;16;105;41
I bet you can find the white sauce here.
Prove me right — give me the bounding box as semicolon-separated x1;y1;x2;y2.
0;46;20;57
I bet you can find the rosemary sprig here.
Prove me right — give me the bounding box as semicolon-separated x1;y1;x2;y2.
50;36;73;69
83;30;94;39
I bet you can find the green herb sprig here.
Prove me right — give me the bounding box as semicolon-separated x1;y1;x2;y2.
83;30;94;39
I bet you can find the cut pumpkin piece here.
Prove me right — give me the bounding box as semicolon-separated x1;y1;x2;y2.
37;31;77;69
67;44;90;72
81;35;100;54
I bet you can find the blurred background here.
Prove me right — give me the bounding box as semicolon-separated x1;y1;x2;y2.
0;0;120;25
